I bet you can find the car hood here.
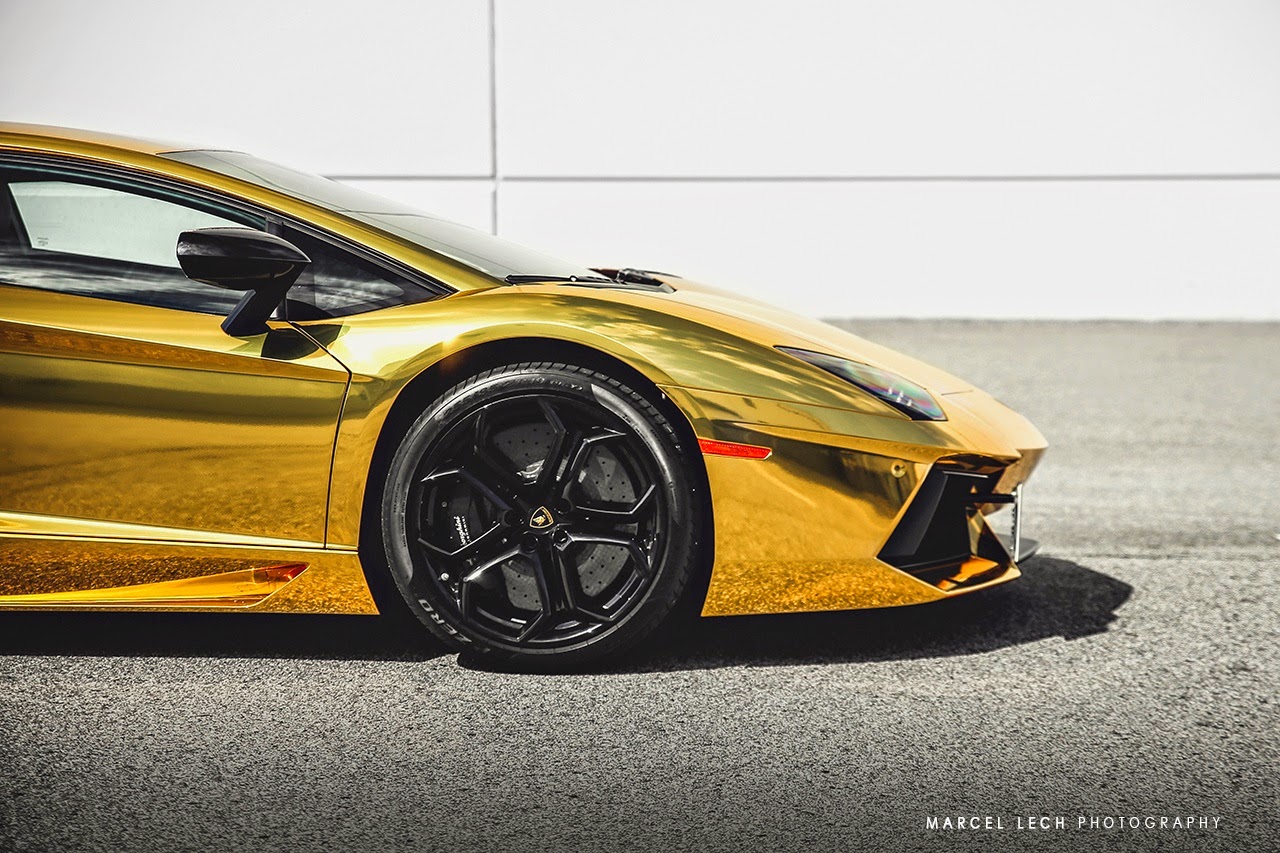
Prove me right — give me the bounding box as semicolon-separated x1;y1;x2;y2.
597;276;1045;459
616;276;976;395
331;274;1045;459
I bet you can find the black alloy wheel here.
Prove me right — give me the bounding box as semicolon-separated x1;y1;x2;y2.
381;362;702;668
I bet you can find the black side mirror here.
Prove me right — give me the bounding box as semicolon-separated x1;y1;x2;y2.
177;227;310;337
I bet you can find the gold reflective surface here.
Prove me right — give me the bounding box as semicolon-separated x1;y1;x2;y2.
0;124;1046;619
0;535;375;613
0;564;308;608
665;386;1039;616
0;286;348;543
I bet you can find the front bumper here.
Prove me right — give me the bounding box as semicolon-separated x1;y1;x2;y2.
660;385;1045;617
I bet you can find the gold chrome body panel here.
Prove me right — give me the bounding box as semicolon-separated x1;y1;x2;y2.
0;286;348;541
0;565;308;609
660;386;1040;615
0;124;1046;618
0;534;375;613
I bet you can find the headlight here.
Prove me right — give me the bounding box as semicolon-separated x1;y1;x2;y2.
777;347;946;421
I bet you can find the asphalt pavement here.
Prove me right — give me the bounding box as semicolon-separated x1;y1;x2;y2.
1;321;1276;852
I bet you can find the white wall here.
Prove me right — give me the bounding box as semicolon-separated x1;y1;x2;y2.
3;0;1278;319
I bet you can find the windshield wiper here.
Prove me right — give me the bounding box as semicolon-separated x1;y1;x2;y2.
504;273;614;284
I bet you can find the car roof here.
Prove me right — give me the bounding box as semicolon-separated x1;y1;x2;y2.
0;122;208;157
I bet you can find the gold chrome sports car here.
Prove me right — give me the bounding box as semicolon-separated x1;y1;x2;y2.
0;124;1046;666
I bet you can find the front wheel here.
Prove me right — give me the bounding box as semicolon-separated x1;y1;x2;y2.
380;362;703;668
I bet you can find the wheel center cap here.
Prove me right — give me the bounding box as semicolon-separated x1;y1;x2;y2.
528;506;555;530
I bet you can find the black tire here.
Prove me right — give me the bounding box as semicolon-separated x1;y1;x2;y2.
380;362;702;669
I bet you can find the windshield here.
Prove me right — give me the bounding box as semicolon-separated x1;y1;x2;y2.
162;150;600;282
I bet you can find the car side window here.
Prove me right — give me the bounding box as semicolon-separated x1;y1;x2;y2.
0;171;264;315
276;225;438;320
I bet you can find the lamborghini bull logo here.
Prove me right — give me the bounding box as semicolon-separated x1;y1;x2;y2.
528;506;555;530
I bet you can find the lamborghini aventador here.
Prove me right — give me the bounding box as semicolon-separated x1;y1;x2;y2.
0;124;1046;666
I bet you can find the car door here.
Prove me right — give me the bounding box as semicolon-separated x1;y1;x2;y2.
0;160;351;598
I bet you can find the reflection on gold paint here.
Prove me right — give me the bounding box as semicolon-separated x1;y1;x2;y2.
698;436;938;616
0;291;347;546
694;421;1038;616
0;563;307;607
0;536;376;614
0;124;1047;619
311;288;1043;547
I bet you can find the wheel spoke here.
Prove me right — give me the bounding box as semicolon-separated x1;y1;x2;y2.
544;430;584;492
468;408;529;503
414;529;519;590
573;483;657;528
508;549;566;644
560;531;652;579
554;541;627;625
555;430;625;495
516;545;621;638
420;466;513;513
515;612;550;644
457;575;475;619
417;522;511;565
534;398;578;492
469;447;528;504
461;543;523;584
531;544;575;615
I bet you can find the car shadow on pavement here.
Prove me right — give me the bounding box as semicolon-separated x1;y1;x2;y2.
0;557;1128;670
617;556;1133;673
0;610;448;663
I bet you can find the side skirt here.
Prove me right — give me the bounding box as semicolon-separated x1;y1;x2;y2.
0;533;378;614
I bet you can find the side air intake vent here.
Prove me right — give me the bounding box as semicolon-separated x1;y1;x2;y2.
879;468;992;573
